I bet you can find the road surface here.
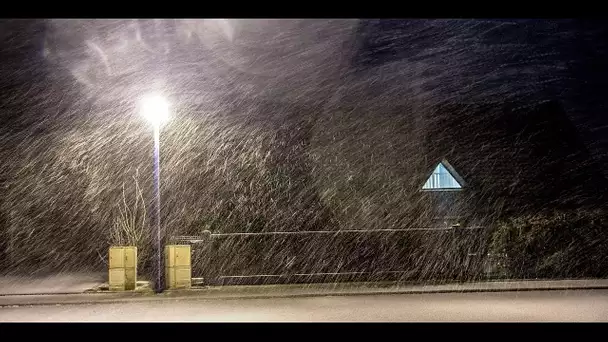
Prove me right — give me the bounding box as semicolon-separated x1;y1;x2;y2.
1;289;608;322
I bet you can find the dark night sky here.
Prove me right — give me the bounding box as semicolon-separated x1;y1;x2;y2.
1;19;608;175
353;19;608;172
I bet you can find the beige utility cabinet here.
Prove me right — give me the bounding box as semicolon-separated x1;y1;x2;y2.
108;246;137;291
165;245;191;289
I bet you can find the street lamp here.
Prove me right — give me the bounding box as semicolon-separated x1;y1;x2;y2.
140;94;170;294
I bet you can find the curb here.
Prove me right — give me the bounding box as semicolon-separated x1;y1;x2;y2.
2;282;608;308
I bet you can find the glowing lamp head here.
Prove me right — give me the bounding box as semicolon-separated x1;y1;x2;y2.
140;95;170;126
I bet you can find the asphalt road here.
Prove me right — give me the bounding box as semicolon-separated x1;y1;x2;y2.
1;289;608;322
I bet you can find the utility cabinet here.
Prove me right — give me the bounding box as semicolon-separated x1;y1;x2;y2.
165;245;191;289
108;246;137;291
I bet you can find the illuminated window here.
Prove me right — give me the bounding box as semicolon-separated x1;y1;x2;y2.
422;161;463;190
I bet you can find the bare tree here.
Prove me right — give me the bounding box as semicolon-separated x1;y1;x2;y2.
109;170;150;271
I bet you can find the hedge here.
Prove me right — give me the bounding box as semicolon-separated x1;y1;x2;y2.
489;210;608;279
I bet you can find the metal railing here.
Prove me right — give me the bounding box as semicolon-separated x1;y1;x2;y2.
171;225;486;243
171;226;489;285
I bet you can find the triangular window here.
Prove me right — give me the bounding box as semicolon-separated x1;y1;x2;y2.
422;161;464;190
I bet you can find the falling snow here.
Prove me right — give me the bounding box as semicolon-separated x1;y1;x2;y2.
0;19;607;285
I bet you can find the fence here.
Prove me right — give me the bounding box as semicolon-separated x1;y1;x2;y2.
171;226;490;286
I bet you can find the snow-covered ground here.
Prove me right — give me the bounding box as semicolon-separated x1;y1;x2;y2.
2;289;608;322
0;273;105;295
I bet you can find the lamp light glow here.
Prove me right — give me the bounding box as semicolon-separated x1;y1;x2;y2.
140;94;170;126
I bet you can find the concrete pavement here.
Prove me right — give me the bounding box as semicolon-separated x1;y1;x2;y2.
2;289;608;322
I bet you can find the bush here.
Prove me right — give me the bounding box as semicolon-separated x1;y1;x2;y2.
489;210;608;279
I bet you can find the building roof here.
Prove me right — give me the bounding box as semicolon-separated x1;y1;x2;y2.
420;100;608;214
306;98;608;229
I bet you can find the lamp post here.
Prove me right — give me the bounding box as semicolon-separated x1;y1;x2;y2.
140;94;170;294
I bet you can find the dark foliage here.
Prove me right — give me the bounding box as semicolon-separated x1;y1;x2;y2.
489;210;608;279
